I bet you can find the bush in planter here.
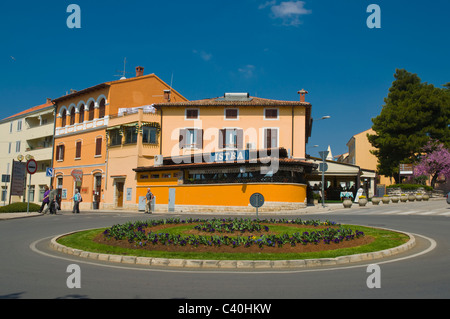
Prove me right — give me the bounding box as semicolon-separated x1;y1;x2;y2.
358;196;368;206
382;195;390;204
400;194;408;202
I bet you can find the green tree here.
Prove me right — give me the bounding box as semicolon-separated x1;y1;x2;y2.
368;69;450;183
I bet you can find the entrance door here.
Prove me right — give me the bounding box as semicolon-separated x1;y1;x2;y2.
116;181;124;208
93;175;102;209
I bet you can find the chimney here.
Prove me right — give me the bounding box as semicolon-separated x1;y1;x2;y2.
298;89;308;102
136;66;144;77
46;98;52;104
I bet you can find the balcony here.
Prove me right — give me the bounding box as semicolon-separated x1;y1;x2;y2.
55;117;109;136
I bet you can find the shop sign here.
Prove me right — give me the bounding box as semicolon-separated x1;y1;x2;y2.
209;150;250;163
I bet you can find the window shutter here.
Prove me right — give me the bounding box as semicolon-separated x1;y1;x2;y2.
179;129;186;149
76;141;82;158
196;129;204;149
272;129;278;148
264;129;271;149
96;138;102;156
236;129;244;149
56;145;60;160
219;129;225;149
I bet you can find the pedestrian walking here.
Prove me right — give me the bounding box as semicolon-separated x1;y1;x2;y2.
145;188;154;214
39;185;50;214
71;189;82;214
48;186;58;215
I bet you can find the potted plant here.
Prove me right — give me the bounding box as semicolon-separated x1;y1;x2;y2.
382;195;390;204
312;192;321;205
391;196;399;203
342;197;352;208
371;197;380;205
400;194;408;202
408;194;416;202
422;193;430;201
415;193;423;201
358;195;368;207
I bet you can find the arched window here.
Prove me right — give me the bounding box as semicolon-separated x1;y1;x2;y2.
98;99;106;119
88;101;95;121
70;107;76;125
61;110;67;127
79;104;85;123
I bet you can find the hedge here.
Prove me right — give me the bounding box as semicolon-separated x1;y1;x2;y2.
0;202;41;213
386;184;433;192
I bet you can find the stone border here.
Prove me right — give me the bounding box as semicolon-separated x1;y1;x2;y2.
49;227;416;269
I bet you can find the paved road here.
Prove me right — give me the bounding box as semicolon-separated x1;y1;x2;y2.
0;199;449;302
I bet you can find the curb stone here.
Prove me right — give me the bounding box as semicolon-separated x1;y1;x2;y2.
49;228;416;269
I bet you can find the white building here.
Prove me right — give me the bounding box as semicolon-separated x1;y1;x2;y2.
0;99;55;205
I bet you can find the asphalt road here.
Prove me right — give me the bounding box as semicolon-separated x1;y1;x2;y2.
0;199;449;301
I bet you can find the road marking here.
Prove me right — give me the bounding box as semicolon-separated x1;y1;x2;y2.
397;211;418;215
380;210;401;215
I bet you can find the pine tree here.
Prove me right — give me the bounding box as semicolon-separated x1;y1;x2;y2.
368;69;450;183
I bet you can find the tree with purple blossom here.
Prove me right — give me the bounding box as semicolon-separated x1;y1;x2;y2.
413;140;450;188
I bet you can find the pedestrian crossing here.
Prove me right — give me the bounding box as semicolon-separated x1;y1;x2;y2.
328;205;450;217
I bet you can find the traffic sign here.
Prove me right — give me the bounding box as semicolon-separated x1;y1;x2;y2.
250;193;265;219
46;167;54;177
26;159;37;175
71;169;83;182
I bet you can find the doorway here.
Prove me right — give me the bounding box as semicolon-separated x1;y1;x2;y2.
116;181;124;208
93;174;102;210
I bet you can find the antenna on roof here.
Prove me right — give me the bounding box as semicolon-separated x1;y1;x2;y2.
114;57;133;80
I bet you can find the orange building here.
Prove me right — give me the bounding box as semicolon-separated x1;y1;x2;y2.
133;91;316;212
52;67;186;210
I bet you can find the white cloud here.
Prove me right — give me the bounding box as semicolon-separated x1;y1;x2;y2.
238;65;256;78
193;49;212;62
260;1;312;26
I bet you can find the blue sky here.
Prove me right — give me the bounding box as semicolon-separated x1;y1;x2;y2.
1;0;449;158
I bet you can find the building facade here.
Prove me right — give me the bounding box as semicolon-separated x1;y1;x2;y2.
51;67;187;210
134;91;316;212
0;99;54;205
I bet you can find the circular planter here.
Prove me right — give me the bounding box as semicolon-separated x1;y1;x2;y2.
422;194;430;201
382;197;390;204
391;196;399;203
371;197;380;205
358;198;368;207
415;195;423;201
408;194;416;202
400;196;408;202
343;199;353;208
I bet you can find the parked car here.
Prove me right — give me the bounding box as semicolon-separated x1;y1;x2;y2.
447;192;450;204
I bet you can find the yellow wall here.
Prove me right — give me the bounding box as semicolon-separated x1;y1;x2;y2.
136;171;307;207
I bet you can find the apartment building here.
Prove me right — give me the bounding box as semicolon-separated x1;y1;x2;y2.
51;66;187;210
0;99;54;205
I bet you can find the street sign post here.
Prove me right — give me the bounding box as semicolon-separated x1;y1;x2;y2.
318;151;329;208
250;193;265;219
26;159;37;213
46;167;54;177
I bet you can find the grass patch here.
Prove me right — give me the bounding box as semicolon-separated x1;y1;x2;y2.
57;224;409;261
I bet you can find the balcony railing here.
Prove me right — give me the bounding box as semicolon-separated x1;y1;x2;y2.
55;117;109;136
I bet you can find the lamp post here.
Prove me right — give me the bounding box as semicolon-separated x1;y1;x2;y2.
318;151;329;208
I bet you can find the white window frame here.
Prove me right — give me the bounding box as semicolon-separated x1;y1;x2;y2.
262;127;279;149
263;108;279;120
185;108;199;120
224;108;239;121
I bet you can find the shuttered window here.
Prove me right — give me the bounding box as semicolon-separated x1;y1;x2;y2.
95;137;102;156
219;129;243;149
75;141;82;159
179;128;203;149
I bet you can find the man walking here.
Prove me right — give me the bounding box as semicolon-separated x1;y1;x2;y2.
48;186;58;215
71;189;82;214
145;188;154;214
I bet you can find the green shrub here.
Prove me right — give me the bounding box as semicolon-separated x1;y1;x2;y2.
0;202;41;213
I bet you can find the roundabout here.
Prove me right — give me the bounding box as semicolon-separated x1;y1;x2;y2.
49;217;417;270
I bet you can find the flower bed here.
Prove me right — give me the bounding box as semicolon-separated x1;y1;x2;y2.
98;218;367;252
